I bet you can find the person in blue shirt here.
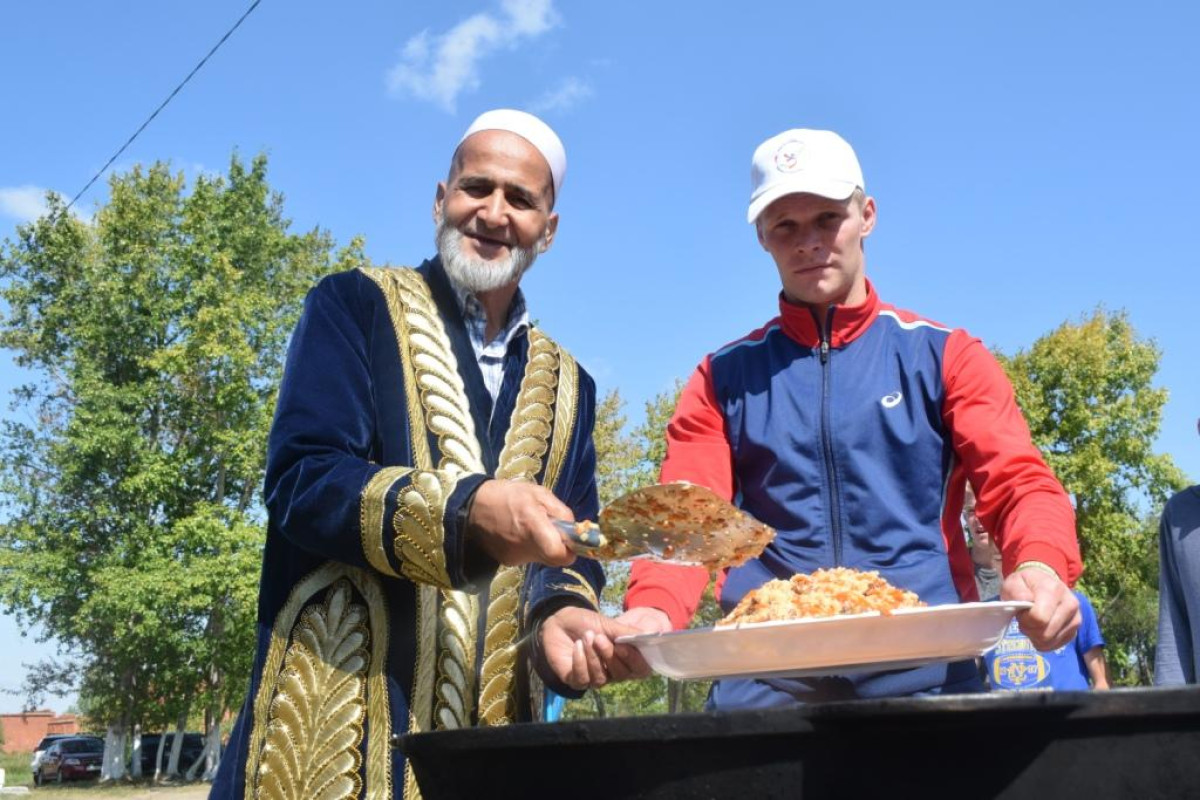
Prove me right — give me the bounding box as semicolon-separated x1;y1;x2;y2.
979;585;1108;690
968;486;1109;690
984;589;1108;690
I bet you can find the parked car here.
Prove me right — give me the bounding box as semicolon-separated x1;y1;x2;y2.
29;734;74;773
132;731;205;775
33;735;104;785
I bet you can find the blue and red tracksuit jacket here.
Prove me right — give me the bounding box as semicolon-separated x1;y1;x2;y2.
627;281;1080;704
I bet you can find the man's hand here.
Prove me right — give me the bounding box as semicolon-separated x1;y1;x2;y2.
614;606;673;634
540;606;656;691
1001;566;1080;651
468;479;575;567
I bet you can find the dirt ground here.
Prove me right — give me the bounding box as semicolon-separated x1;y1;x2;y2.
4;784;209;799
122;787;208;800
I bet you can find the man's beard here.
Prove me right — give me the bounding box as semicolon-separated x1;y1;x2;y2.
435;213;542;293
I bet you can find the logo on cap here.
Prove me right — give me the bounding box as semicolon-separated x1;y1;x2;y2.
774;141;805;173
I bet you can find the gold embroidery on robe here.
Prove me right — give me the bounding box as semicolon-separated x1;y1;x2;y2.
392;269;484;732
543;343;579;495
391;469;459;588
247;565;390;800
362;267;445;790
361;467;410;579
364;267;483;742
405;582;439;800
547;567;600;609
478;330;582;725
352;269;589;792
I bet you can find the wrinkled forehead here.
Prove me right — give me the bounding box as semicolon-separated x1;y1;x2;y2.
451;129;556;201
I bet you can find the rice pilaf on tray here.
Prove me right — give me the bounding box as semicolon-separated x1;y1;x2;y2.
718;567;925;626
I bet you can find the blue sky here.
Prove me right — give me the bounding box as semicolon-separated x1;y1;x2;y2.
2;0;1197;713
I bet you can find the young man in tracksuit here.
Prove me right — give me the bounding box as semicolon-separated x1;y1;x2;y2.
616;128;1083;705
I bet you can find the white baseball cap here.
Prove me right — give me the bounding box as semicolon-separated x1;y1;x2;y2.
747;128;864;223
460;109;567;200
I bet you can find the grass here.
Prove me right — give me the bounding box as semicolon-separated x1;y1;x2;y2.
7;786;207;799
1;750;32;787
0;752;207;797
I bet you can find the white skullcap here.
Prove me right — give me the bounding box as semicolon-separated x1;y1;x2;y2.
459;109;567;198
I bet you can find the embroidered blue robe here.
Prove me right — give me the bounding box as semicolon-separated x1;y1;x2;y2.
210;259;603;799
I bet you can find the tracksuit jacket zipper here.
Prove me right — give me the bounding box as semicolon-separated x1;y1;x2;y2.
816;309;844;566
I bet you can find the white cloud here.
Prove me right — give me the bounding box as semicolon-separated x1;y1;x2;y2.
186;162;221;183
529;77;593;113
0;185;93;225
387;0;561;113
501;0;556;36
0;185;51;223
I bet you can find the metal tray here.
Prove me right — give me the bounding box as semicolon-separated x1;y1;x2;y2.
620;601;1031;680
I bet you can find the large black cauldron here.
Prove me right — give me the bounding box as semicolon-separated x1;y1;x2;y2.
397;687;1200;799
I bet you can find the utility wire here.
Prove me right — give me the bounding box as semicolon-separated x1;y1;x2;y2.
63;0;263;215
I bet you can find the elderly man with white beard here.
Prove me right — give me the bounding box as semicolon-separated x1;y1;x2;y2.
210;110;647;800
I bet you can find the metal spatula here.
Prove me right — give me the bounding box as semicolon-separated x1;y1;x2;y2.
554;482;776;569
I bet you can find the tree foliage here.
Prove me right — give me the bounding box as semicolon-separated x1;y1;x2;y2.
565;381;723;717
997;308;1188;684
0;155;357;772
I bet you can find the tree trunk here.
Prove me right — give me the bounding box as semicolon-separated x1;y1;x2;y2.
185;698;222;782
129;724;143;779
669;679;687;714
200;603;227;780
117;713;130;780
203;704;222;780
237;478;255;514
100;721;128;781
591;688;607;718
167;712;187;776
154;731;168;781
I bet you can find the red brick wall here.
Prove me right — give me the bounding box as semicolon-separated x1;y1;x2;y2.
0;711;80;753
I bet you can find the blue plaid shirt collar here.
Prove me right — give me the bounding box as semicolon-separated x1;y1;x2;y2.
450;282;530;401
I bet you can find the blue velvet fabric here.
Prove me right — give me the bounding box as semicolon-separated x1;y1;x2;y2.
210;259;602;798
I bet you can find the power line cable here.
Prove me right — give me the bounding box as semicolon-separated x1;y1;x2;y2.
63;0;263;215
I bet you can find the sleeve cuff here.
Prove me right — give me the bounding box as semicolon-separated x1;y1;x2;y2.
1008;541;1074;585
447;473;497;592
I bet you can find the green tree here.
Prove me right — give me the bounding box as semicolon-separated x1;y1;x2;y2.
592;389;642;506
0;156;357;777
997;308;1188;684
564;381;722;718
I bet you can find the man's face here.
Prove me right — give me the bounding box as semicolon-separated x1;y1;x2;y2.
433;129;557;291
965;501;999;567
756;192;876;308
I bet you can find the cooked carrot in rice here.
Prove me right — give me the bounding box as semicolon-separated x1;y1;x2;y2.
718;567;924;626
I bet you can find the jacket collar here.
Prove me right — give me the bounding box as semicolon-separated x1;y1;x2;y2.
777;279;880;349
